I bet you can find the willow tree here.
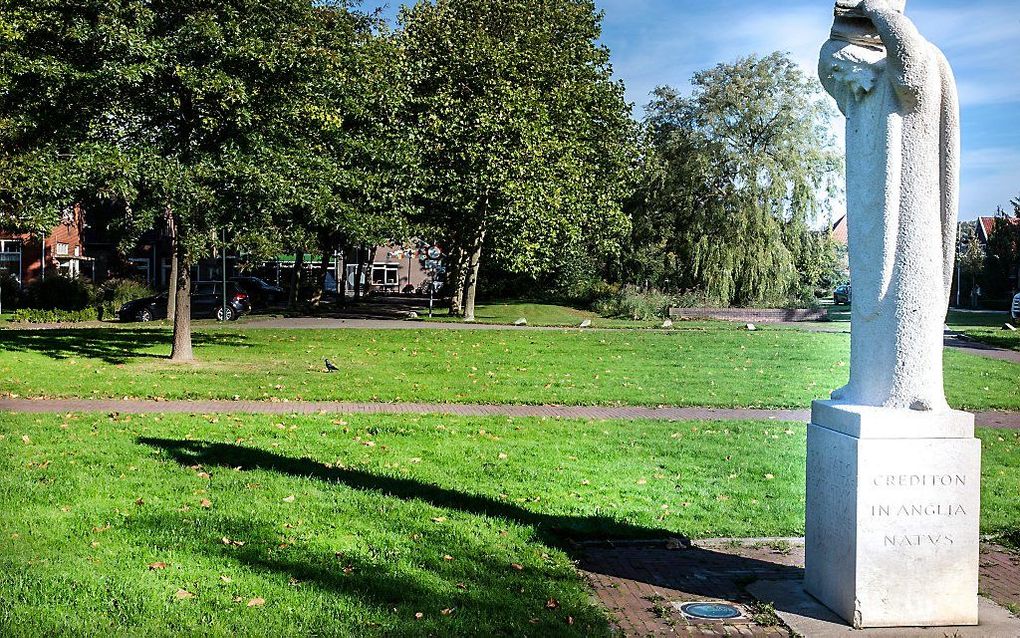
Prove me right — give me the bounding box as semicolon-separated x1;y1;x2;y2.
635;53;841;306
400;0;636;320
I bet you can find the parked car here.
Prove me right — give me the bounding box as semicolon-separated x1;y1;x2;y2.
230;276;285;308
1012;292;1020;320
118;282;251;322
834;284;852;306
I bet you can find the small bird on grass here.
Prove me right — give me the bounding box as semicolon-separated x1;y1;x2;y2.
324;358;340;373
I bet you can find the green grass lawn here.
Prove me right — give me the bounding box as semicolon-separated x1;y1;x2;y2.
422;301;660;329
945;310;1019;352
1;325;1018;410
2;412;1017;636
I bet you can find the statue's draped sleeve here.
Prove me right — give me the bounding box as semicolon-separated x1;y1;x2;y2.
862;7;930;107
937;51;961;303
864;6;960;304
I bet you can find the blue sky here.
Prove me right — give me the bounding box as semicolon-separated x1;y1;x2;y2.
375;1;1020;221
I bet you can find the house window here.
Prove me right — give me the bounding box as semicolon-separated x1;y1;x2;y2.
371;264;398;286
56;242;69;256
0;240;21;282
0;240;21;253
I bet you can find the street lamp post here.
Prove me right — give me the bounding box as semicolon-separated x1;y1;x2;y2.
221;228;228;322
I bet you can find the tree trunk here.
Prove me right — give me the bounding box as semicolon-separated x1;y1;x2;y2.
338;244;348;307
462;230;486;322
166;231;178;322
354;247;367;300
448;246;467;316
288;249;305;309
312;249;332;306
169;241;193;362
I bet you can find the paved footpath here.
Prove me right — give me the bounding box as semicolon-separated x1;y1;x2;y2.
579;538;1020;636
1;398;1018;429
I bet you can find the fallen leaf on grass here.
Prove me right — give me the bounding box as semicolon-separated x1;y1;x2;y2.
247;597;265;607
443;555;454;561
432;517;446;524
221;537;246;547
414;612;423;620
510;563;524;571
546;598;560;609
220;575;232;583
147;562;167;570
135;498;145;506
175;589;194;600
282;495;295;503
441;608;455;616
21;435;30;444
200;499;212;508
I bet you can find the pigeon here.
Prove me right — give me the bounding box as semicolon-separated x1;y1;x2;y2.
324;358;340;373
661;319;674;329
579;319;592;329
745;323;757;332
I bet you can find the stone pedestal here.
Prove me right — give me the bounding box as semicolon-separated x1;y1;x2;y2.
805;401;982;629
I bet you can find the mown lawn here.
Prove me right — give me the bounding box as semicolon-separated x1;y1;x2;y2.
1;325;1017;410
947;309;1019;352
422;301;659;329
1;412;1017;636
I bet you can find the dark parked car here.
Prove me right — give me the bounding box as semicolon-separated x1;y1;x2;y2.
118;282;251;322
230;276;285;308
834;284;852;306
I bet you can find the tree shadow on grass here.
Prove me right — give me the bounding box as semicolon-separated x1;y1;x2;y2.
0;329;249;364
122;510;608;637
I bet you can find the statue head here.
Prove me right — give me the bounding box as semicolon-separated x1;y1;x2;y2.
834;0;906;17
831;1;906;50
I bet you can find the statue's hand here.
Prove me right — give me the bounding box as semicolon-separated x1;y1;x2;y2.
860;0;892;14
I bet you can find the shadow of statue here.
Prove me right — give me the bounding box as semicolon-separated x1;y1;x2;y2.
139;437;821;627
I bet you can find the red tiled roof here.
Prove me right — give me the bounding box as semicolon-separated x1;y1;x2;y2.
977;216;1020;243
831;214;848;245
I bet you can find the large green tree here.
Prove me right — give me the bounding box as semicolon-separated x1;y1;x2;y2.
399;0;636;320
982;197;1020;302
0;0;378;359
624;53;842;306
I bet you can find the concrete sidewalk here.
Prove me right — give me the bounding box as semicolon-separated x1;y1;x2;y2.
1;398;1018;429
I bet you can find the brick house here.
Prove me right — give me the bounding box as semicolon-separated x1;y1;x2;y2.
0;205;90;285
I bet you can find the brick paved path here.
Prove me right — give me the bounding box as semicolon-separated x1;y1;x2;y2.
1;398;1018;429
578;538;1020;637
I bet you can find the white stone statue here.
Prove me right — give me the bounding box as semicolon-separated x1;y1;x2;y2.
819;0;960;411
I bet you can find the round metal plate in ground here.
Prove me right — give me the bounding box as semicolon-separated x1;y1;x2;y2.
679;602;743;620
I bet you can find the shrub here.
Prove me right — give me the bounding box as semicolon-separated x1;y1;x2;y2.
594;285;675;321
97;278;155;320
0;271;21;310
23;275;97;311
12;307;99;324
